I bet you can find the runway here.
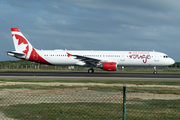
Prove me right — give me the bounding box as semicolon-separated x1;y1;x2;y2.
0;71;180;80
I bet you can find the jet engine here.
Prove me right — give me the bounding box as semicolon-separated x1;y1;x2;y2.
97;62;117;71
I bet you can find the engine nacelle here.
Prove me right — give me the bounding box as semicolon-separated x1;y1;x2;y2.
97;62;117;71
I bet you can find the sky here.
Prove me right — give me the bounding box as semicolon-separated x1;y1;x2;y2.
0;0;180;62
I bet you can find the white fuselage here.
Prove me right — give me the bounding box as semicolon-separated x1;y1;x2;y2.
36;50;175;67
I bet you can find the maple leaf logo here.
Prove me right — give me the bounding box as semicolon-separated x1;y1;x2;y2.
13;34;29;58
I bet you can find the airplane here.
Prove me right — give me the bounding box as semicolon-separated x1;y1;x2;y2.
6;28;175;74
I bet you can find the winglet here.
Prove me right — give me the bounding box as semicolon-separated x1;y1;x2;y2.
67;52;71;57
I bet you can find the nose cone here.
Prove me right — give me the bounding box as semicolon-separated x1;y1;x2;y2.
169;58;175;65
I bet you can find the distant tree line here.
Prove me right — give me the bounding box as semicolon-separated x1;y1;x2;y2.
0;60;68;70
171;62;180;67
0;60;179;67
0;60;179;71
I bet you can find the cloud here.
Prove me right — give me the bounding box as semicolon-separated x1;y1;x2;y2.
36;17;47;25
0;0;180;62
56;20;67;25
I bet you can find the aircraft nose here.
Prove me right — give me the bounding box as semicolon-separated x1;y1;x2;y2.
169;58;175;65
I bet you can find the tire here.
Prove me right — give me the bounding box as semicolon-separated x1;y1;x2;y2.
88;69;94;73
153;71;157;74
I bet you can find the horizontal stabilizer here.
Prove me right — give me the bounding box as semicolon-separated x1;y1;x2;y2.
5;51;26;57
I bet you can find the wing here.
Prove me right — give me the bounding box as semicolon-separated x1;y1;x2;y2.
67;52;101;66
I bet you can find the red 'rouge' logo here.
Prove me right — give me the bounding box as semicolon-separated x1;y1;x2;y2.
130;54;151;63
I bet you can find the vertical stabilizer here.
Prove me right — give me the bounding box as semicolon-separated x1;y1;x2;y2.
11;28;34;59
9;28;51;64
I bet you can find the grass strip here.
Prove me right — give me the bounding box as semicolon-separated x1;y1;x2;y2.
1;100;180;120
0;103;122;120
0;85;180;94
1;78;180;85
0;84;83;90
126;99;180;120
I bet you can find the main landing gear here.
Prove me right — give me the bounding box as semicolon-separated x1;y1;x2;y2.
153;67;157;74
88;68;94;73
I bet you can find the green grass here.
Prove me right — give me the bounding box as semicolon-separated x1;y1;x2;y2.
88;86;123;92
89;86;180;94
126;99;180;120
0;77;179;119
1;78;180;94
127;87;180;95
88;86;180;94
0;84;83;90
0;103;122;120
1;100;180;120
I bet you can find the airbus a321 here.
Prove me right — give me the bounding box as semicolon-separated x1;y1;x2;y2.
6;28;175;74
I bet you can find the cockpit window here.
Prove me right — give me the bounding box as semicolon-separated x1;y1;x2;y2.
163;55;168;58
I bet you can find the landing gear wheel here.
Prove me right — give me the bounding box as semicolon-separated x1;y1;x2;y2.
153;71;157;74
88;69;94;73
153;67;157;74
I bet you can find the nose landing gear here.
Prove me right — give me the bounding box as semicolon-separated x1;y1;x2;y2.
153;67;157;74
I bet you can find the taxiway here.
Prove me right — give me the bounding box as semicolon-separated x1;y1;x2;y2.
0;71;180;81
